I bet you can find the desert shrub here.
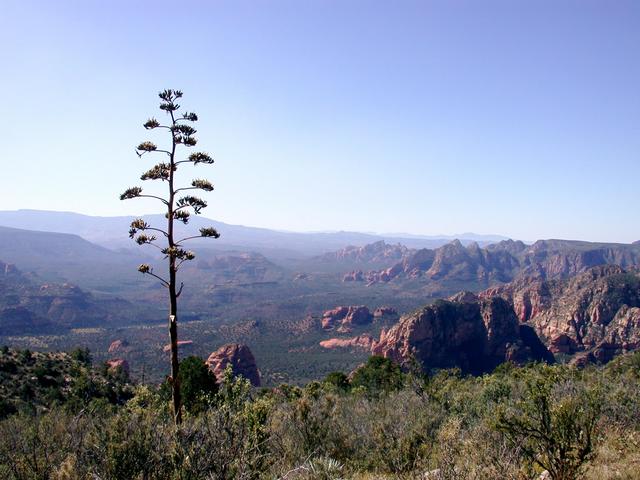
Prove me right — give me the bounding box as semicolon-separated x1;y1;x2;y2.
282;456;345;480
2;352;639;478
323;371;350;392
275;383;303;400
0;410;90;480
17;349;33;365
0;399;16;420
430;418;524;480
269;392;344;466
349;356;404;397
495;365;603;480
351;391;435;473
599;352;640;429
0;357;17;374
461;423;524;480
172;370;274;479
80;410;170;480
160;355;218;415
432;416;471;480
304;380;324;398
65;369;131;412
70;348;92;366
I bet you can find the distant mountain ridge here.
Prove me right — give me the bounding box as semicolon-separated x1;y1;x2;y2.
0;210;511;257
359;238;640;286
0;225;146;292
0;260;136;334
315;240;411;265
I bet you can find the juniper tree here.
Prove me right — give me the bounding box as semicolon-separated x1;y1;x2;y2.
120;89;220;424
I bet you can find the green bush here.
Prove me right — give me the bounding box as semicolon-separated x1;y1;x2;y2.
495;365;602;480
349;355;404;397
70;348;91;366
0;351;638;478
175;355;218;414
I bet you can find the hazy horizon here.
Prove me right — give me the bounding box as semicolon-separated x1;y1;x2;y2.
3;208;640;246
2;1;639;243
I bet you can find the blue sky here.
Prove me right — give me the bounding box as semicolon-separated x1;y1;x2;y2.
1;1;638;242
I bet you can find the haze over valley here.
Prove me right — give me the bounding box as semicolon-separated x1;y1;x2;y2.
1;209;639;385
2;3;640;477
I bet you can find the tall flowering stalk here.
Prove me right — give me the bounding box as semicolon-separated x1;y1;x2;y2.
120;89;220;424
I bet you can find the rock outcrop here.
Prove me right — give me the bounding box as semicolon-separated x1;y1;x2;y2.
480;265;640;363
321;306;372;329
206;343;261;387
194;252;283;283
343;270;364;282
320;334;375;350
318;241;410;265
108;339;129;354
343;306;373;326
105;358;129;375
321;306;350;329
373;306;397;318
358;239;640;287
372;297;553;374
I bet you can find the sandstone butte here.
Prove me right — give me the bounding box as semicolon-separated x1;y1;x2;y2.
372;294;553;375
319;334;376;350
206;343;261;387
108;339;129;354
370;265;640;371
321;305;373;329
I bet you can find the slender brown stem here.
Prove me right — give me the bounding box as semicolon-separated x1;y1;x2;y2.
167;107;182;426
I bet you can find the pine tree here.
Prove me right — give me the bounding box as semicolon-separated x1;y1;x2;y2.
120;89;220;424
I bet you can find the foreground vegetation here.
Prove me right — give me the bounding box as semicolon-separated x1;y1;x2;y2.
1;347;639;479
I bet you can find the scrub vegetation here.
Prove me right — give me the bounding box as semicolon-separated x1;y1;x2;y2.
1;347;639;479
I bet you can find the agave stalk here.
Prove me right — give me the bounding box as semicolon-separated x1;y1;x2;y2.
121;89;220;425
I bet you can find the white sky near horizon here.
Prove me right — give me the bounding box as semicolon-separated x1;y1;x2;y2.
0;1;639;243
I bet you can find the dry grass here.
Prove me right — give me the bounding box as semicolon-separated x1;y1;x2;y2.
584;428;640;480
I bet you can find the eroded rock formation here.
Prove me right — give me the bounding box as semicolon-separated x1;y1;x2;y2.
320;334;375;350
206;343;261;387
357;238;640;286
481;265;640;363
372;297;553;374
373;306;398;318
321;306;372;329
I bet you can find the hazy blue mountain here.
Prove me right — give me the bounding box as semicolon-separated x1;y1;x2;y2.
383;231;511;243
0;210;508;257
0;225;146;293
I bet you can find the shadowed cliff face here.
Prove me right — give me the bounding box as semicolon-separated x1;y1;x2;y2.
482;265;640;363
372;295;553;375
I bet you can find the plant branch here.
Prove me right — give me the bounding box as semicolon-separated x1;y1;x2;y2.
175;235;203;243
144;227;169;237
147;271;170;288
138;194;169;205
